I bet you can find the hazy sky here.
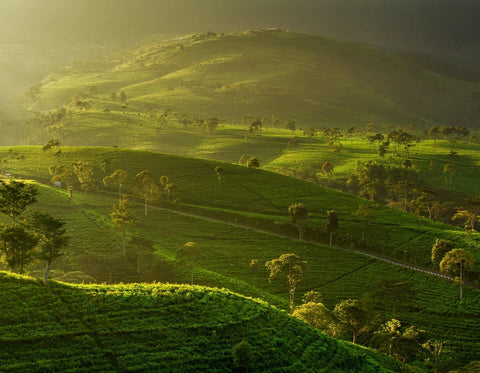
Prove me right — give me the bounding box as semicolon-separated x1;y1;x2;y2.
0;0;478;50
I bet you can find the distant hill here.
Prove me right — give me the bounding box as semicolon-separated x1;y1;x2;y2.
0;272;401;372
8;30;480;146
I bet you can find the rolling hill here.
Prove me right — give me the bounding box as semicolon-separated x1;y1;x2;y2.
7;29;480;148
0;272;402;372
1;146;480;366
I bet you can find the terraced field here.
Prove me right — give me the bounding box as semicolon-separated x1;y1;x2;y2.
0;272;401;372
1;146;479;366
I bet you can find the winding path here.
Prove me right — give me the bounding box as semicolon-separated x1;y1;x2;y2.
144;202;480;290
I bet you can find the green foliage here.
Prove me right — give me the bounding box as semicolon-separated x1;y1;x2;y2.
288;202;308;240
266;253;306;314
431;239;454;267
0;272;401;372
0;226;39;274
0;180;38;224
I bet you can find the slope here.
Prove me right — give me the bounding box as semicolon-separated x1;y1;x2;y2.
0;272;401;372
10;29;480;147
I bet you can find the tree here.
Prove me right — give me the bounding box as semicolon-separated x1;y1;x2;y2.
321;161;334;176
452;209;479;244
422;340;448;373
285;120;296;133
302;290;322;304
110;198;137;256
30;212;69;285
288;203;308;240
134;171;160;216
374;319;425;373
354;203;377;242
232;340;253;372
0;226;38;274
246;157;260;169
293;301;331;331
176;241;203;284
103;169;128;201
119;90;127;102
440;249;474;300
443;164;455;187
326;210;339;247
249;259;259;278
204;117;219;134
214;166;224;191
303;127;316;144
51;165;76;204
128;236;155;274
332;299;372;344
265;253;306;314
72;161;95;192
0;180;38;225
431;239;454;268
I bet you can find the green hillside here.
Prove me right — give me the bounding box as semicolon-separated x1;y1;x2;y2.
0;272;402;372
9;29;480;147
1;146;480;367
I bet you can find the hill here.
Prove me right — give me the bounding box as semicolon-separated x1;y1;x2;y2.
7;30;480;147
0;272;402;372
1;146;480;366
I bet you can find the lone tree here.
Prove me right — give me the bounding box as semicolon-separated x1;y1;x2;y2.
30;212;69;285
431;239;454;268
0;180;38;225
440;249;475;300
0;226;38;274
214;166;224;191
103;169;128;201
134;171;160;216
265;253;307;314
110;198;137;256
176;241;203;285
326;210;339;247
288;202;308;240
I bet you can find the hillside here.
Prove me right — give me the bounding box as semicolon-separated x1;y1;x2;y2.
0;272;401;372
1;146;480;366
7;30;480;147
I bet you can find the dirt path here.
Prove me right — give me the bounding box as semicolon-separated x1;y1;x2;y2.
145;203;480;290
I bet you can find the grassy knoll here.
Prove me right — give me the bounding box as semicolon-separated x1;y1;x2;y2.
0;272;401;372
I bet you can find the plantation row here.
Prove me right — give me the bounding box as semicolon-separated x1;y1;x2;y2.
0;273;401;372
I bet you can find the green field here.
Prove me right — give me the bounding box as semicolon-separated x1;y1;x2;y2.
1;145;480;367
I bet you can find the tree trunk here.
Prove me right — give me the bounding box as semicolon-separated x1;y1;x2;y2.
460;264;464;300
122;228;126;256
144;198;148;216
329;233;333;247
43;261;51;285
288;281;294;314
352;331;356;344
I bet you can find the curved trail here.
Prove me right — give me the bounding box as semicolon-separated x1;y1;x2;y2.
144;203;480;290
